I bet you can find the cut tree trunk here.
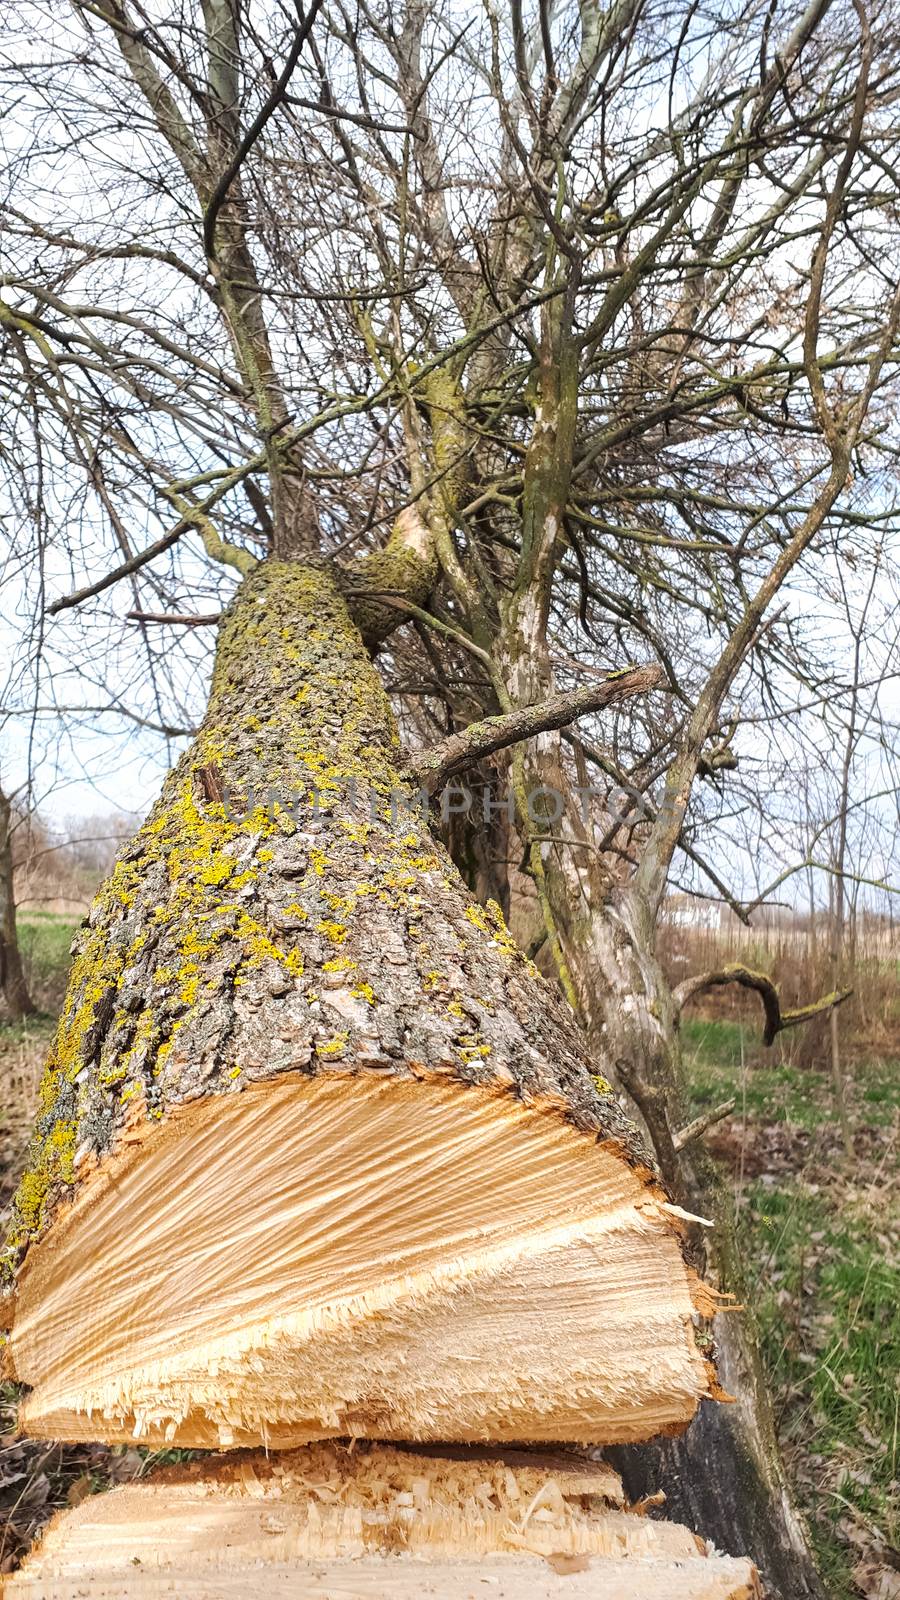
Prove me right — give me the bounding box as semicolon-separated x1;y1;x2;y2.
2;561;717;1452
612;1294;826;1600
2;1440;763;1600
0;786;35;1023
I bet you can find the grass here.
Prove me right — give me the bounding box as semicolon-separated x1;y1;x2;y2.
743;1188;899;1596
681;1014;900;1599
15;912;81;1012
682;1016;900;1130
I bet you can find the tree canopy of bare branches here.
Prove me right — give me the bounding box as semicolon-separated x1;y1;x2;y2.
2;0;900;1588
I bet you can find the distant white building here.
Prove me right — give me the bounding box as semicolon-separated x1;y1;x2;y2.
662;895;723;930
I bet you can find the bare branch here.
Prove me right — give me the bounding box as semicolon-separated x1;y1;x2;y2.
126;611;222;627
413;665;665;795
203;0;325;261
674;963;852;1047
47;525;188;616
46;459;261;614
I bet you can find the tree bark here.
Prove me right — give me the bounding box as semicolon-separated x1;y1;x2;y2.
0;787;35;1023
3;560;714;1455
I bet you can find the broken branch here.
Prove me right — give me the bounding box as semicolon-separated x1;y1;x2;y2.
674;963;852;1047
673;1099;737;1152
413;664;666;795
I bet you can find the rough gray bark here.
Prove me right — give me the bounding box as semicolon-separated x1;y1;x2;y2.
0;787;34;1023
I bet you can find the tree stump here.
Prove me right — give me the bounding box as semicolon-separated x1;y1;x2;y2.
1;1442;762;1599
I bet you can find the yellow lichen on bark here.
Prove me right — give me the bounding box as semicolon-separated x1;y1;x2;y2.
4;561;654;1280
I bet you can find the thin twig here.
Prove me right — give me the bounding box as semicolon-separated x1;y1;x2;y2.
126;610;221;627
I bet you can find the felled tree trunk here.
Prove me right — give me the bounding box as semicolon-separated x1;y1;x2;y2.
4;1440;763;1600
0;786;35;1023
2;561;717;1453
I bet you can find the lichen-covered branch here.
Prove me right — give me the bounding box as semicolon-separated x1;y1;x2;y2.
162;489;258;577
337;507;438;651
413;665;665;795
674;962;852;1047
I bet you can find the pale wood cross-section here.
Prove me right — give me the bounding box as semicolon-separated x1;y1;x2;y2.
10;1075;713;1450
3;1441;762;1600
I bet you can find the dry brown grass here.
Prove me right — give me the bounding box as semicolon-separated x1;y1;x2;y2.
660;917;900;1068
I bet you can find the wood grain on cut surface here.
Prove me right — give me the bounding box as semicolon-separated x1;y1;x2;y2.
2;1442;762;1600
0;1555;767;1600
13;1075;709;1448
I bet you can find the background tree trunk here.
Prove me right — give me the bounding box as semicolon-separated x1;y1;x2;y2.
559;899;826;1599
0;786;35;1023
467;650;825;1599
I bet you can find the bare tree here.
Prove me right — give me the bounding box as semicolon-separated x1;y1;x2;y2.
2;0;900;1590
823;545;899;1152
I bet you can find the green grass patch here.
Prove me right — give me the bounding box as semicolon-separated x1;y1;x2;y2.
681;1015;747;1067
858;1058;900;1114
685;1017;900;1598
6;910;81;1015
16;911;80;983
681;1017;836;1129
742;1182;899;1595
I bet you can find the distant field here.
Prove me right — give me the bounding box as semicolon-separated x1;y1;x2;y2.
14;910;81;1014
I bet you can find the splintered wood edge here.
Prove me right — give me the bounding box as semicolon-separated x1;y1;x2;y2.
10;1073;716;1449
2;1442;763;1600
9;1055;671;1279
